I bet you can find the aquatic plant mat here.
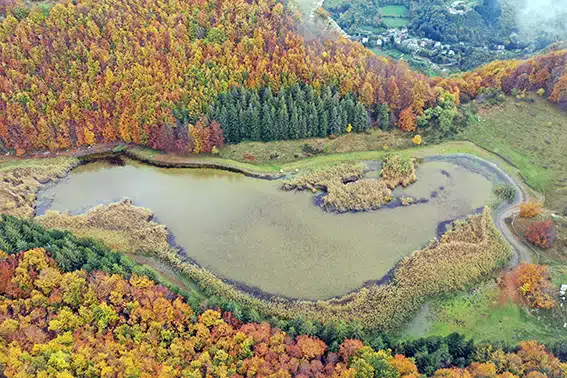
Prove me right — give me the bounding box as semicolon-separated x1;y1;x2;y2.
34;201;510;331
281;156;416;212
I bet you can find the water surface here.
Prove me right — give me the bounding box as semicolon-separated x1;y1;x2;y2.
38;158;497;299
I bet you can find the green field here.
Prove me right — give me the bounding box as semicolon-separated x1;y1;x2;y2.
379;5;409;28
379;5;409;17
382;18;410;28
458;97;567;210
404;281;567;343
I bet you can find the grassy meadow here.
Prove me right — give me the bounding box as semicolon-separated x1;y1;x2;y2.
379;5;408;17
459;97;567;210
404;278;567;344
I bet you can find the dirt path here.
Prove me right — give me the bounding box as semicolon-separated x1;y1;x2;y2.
428;153;535;267
492;169;536;267
498;205;534;266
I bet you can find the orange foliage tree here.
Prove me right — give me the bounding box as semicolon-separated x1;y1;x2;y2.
398;107;417;132
520;201;543;218
1;248;566;377
507;263;556;309
0;0;565;152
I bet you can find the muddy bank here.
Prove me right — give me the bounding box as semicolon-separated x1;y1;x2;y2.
123;148;284;180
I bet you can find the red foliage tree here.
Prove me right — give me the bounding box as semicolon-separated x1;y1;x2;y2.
208;120;224;149
526;220;556;249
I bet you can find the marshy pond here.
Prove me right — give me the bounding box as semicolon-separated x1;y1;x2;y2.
38;156;504;300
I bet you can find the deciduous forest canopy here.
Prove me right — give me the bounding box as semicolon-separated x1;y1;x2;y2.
1;0;567;375
0;0;566;153
1;247;565;377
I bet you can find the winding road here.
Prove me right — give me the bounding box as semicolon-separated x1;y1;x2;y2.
497;204;534;267
428;153;535;268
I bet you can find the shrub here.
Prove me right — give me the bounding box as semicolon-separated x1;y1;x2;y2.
399;108;417;132
301;143;324;155
380;154;417;189
401;197;414;206
525;220;557;249
494;185;516;203
412;135;422;146
243;152;256;161
476;88;505;105
520;201;542;218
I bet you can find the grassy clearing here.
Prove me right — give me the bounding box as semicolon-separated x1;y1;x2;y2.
405;282;567;344
379;5;409;17
125;146;283;176
382;18;410;28
458;97;567;209
218;129;410;165
379;5;409;28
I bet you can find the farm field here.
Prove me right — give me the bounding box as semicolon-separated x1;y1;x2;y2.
380;5;409;28
379;5;409;17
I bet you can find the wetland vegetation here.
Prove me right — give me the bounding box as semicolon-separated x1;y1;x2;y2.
37;155;501;301
1;0;566;372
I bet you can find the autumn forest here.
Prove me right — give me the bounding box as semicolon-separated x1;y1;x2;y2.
0;0;566;153
1;0;567;376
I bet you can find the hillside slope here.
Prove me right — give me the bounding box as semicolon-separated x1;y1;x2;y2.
0;0;565;153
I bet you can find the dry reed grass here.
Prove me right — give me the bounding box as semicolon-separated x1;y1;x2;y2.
0;158;77;218
37;201;510;331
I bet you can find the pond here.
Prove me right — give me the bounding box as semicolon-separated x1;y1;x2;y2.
37;157;500;300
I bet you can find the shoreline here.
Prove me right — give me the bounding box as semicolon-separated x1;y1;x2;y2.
32;151;528;301
121;148;285;180
0;141;536;331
